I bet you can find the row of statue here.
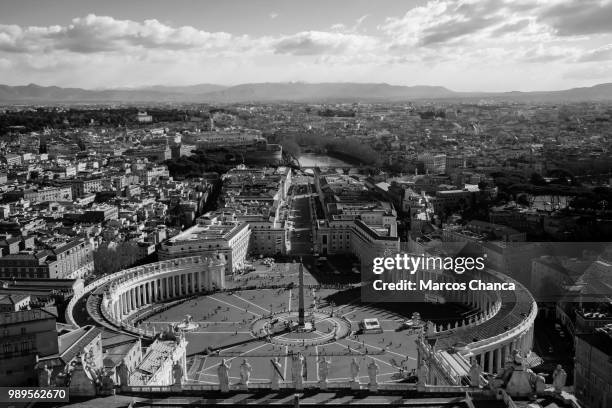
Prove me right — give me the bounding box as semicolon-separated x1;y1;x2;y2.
467;349;567;396
213;354;383;391
37;353;117;396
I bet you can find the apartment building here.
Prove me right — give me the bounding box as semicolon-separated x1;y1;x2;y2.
0;309;58;386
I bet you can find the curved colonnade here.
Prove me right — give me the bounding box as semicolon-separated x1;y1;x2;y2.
404;266;537;385
66;256;227;337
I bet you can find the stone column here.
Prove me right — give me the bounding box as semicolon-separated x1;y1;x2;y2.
495;348;502;373
527;327;534;350
487;350;493;373
298;264;305;327
121;293;127;315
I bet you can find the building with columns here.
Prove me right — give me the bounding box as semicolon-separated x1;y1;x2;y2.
158;213;251;274
101;256;225;325
406;262;537;385
65;256;226;338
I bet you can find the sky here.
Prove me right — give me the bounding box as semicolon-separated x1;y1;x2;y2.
1;0;612;91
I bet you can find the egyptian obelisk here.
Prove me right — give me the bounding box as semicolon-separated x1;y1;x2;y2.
298;261;305;327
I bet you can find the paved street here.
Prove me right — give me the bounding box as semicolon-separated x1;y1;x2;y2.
288;174;315;257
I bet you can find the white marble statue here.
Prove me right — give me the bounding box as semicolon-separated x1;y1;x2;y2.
505;350;537;397
116;361;129;388
217;359;231;392
240;358;252;386
552;365;567;393
350;358;360;382
37;364;53;387
469;360;483;387
270;357;283;390
367;359;379;386
291;353;304;389
511;349;525;369
172;360;183;386
318;357;330;383
417;361;429;386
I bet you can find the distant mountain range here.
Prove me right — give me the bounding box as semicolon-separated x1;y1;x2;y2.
1;82;611;103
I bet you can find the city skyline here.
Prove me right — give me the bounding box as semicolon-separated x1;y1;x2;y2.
1;0;612;92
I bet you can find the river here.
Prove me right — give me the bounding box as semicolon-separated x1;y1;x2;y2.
298;153;352;168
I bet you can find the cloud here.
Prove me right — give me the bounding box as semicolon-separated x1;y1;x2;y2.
520;46;573;63
578;44;612;62
330;14;369;34
419;14;503;46
272;31;377;56
539;0;612;36
0;14;246;54
490;19;531;36
379;0;543;48
378;0;612;50
269;12;279;19
355;15;369;27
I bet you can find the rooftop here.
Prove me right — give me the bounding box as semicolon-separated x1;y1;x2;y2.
0;308;56;326
166;221;248;243
577;328;612;356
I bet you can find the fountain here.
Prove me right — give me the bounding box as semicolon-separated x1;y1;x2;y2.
175;314;199;332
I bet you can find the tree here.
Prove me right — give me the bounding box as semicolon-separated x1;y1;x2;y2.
280;138;301;157
516;194;530;206
93;242;143;276
530;173;546;186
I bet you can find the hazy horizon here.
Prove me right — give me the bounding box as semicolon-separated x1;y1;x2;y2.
2;80;611;94
1;0;612;92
